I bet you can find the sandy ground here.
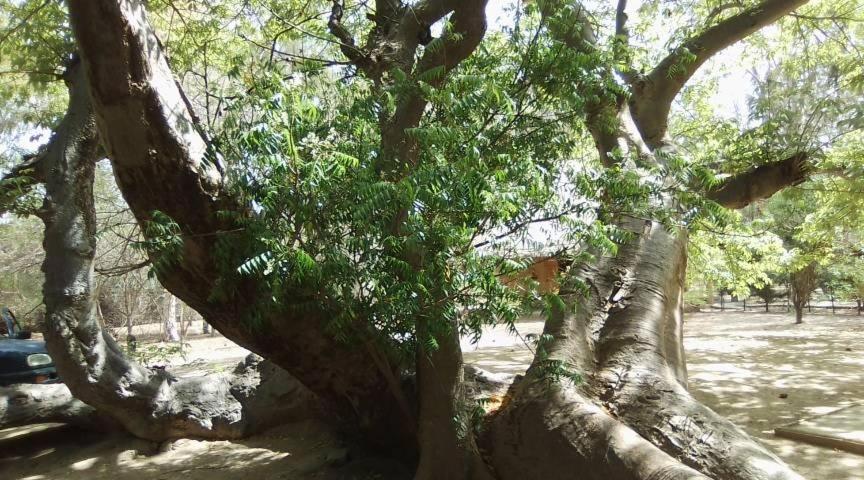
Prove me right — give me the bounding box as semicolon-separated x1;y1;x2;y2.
0;420;409;480
684;312;864;480
2;312;863;479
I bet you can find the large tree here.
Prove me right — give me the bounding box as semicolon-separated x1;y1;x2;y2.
3;0;861;479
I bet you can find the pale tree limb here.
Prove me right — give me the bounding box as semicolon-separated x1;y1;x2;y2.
327;0;490;174
379;0;489;174
33;57;315;441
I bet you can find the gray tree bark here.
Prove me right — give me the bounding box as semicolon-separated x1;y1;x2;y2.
0;383;115;430
27;57;316;441
65;1;406;445
163;293;180;342
481;3;810;479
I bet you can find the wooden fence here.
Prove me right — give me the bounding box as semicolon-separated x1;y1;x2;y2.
707;292;863;315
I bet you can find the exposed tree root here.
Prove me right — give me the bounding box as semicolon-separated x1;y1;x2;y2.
486;381;709;480
0;383;115;431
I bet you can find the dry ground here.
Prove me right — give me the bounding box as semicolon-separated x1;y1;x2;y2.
2;312;862;479
685;312;864;479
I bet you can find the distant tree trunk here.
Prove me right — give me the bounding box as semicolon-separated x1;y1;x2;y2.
705;278;714;308
163;293;180;342
179;302;191;339
790;262;818;325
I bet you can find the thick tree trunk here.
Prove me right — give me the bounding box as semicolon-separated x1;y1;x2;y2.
414;320;493;480
34;60;315;441
60;0;813;476
484;218;804;480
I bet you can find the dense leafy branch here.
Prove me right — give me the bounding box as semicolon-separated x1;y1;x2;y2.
0;152;45;215
0;0;51;48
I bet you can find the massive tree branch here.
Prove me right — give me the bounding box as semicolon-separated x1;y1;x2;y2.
66;0;410;444
706;153;810;209
66;0;222;232
34;58;315;441
631;0;809;146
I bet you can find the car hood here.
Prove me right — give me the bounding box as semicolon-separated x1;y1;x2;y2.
0;338;49;354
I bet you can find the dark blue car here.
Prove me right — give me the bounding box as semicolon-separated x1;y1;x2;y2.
0;307;59;386
0;338;59;386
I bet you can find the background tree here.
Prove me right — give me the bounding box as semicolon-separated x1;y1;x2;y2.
790;261;819;323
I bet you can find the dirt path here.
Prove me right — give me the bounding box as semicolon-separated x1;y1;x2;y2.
0;334;410;480
2;312;862;479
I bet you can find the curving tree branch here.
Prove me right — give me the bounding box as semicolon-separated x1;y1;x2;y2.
66;0;413;445
378;0;489;174
630;0;810;147
327;0;370;70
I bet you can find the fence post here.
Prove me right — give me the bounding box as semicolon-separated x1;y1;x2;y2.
743;298;746;311
720;292;725;311
831;295;835;315
858;299;861;316
766;299;769;312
